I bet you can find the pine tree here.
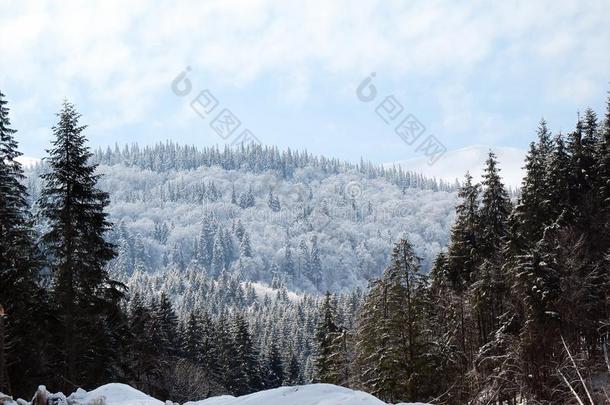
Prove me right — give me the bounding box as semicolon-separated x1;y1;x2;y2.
355;238;429;403
127;294;161;392
546;134;570;220
239;232;253;258
268;189;281;212
265;341;284;389
309;236;323;288
38;101;126;390
314;292;339;383
472;151;512;346
511;120;555;248
478;151;512;260
286;352;302;385
0;91;45;397
198;214;215;269
597;92;610;209
231;313;261;394
283;235;295;277
327;328;354;387
182;311;203;360
156;292;179;356
211;232;225;276
216;313;241;394
445;172;480;291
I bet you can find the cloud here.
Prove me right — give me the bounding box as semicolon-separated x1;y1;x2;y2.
1;0;609;158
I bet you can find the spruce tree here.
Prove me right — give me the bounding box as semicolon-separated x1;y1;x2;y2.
478;151;512;260
355;238;429;403
0;91;45;397
314;292;340;383
37;101;124;390
231;313;261;394
472;151;512;346
265;341;285;389
445;172;480;291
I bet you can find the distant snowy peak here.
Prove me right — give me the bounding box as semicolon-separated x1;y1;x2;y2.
386;145;526;189
16;155;40;168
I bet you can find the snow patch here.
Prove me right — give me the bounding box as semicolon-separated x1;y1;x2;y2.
250;282;300;302
5;383;432;405
67;383;163;405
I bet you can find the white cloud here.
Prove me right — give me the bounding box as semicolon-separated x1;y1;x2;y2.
1;0;609;150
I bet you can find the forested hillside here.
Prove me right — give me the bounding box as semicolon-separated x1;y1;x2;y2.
25;143;458;293
2;88;610;405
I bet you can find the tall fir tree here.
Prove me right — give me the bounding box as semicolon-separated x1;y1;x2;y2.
314;292;340;383
0;91;46;397
355;238;429;403
37;101;124;390
445;172;480;291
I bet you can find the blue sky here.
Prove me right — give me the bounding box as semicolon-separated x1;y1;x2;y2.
1;0;609;164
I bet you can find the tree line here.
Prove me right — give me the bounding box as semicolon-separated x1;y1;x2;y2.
2;88;610;404
313;93;610;404
0;89;360;401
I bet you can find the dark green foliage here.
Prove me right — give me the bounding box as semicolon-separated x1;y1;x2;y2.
314;292;340;383
36;101;126;391
355;238;431;403
265;341;284;389
0;91;45;398
445;172;480;291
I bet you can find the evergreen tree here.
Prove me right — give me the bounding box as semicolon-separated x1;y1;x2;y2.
182;311;203;360
445;172;480;291
268;189;281;212
597;93;610;209
37;101;124;390
156;292;179;356
314;292;339;383
231;313;261;394
355;238;429;403
478;151;512;260
283;235;295;277
472;151;512;346
286;352;302;385
239;232;253;258
0;91;45;397
309;236;323;288
511;119;555;248
265;341;285;389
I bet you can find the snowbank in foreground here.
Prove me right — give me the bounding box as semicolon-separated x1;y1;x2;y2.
68;383;164;405
2;383;432;405
185;384;387;405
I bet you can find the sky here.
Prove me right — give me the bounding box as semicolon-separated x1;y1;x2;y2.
1;0;609;166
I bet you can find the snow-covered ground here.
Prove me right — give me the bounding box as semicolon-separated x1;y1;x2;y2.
185;384;387;405
1;383;432;405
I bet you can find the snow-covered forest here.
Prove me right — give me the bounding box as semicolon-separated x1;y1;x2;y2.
24;142;458;293
2;88;610;405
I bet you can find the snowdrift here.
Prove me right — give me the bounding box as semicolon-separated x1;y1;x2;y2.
185;384;386;405
1;383;432;405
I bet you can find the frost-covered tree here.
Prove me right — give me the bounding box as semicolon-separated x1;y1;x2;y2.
356;238;429;403
445;172;480;291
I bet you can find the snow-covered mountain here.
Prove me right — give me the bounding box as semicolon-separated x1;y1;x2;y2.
1;383;430;405
16;155;41;168
386;145;526;189
25;143;458;293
